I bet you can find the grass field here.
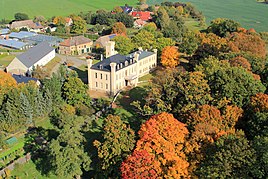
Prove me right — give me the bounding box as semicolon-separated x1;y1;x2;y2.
0;0;138;20
148;0;268;32
0;53;15;67
11;160;58;179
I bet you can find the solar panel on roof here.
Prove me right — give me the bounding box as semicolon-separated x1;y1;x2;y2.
0;39;27;49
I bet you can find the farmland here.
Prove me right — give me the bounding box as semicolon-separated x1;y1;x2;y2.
0;0;137;19
148;0;268;32
0;0;267;32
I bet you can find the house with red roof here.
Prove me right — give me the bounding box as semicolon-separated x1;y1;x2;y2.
65;18;73;26
131;11;152;21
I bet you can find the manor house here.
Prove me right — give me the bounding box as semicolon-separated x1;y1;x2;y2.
87;41;157;95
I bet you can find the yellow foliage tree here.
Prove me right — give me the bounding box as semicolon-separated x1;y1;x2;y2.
161;46;180;68
0;71;17;104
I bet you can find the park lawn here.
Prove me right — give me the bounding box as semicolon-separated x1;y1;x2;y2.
0;54;15;67
147;0;268;32
0;136;25;159
184;18;206;32
11;160;58;179
0;0;138;20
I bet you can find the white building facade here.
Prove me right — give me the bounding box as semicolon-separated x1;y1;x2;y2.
88;41;157;95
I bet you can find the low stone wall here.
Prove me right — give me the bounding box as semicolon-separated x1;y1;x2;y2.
0;153;31;177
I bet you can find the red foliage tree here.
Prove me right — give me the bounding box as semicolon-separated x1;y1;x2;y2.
121;150;159;179
121;112;189;178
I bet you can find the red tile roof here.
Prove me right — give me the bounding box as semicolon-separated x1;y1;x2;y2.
131;11;152;21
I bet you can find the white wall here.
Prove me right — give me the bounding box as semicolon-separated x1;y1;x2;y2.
32;50;55;69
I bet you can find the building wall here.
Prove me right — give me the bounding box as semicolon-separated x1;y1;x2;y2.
6;57;28;75
89;70;111;93
88;52;157;95
58;42;93;55
31;50;55;70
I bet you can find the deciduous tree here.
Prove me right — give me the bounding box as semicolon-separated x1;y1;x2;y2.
111;22;127;36
161;46;180;68
197;132;256;178
93;115;135;178
124;112;190;178
112;35;134;55
228;32;266;58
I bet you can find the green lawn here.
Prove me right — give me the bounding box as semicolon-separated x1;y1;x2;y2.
11;160;58;179
184;18;206;32
148;0;268;32
0;53;15;67
0;0;138;20
0;136;25;159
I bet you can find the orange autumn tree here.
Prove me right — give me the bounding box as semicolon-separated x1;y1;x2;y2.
121;112;189;178
249;93;268;112
185;104;243;176
0;71;17;104
228;32;267;58
161;46;180;68
112;22;127;36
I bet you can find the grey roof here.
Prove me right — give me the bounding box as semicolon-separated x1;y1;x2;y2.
17;42;54;68
9;31;37;39
24;34;63;46
0;39;28;49
0;28;10;35
91;50;154;72
12;74;38;84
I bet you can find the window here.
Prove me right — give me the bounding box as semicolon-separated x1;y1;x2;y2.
106;84;108;89
95;73;97;78
106;74;108;80
96;82;98;87
100;73;102;79
101;83;103;88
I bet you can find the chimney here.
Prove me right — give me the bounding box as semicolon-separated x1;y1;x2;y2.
100;54;103;61
138;47;143;51
106;41;115;58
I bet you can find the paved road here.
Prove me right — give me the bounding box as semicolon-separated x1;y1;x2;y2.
51;54;87;74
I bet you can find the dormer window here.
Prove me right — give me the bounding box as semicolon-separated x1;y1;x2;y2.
99;64;103;69
120;63;123;68
125;61;128;66
117;64;120;69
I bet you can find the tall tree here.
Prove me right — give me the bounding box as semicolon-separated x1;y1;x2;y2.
111;22;127;36
228;32;267;58
160;46;180;68
93;115;136;178
123;112;189;178
132;30;156;50
207;18;240;37
62;73;91;106
70;15;87;34
14;12;29;21
112;35;134;55
195;57;266;107
0;71;17;106
197;132;256;178
49;115;90;178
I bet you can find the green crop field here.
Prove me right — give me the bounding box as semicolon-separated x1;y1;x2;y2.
0;0;138;20
148;0;268;32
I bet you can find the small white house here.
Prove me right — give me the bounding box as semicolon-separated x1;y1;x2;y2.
6;42;55;75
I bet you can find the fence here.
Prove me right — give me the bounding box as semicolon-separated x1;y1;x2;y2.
0;153;31;177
